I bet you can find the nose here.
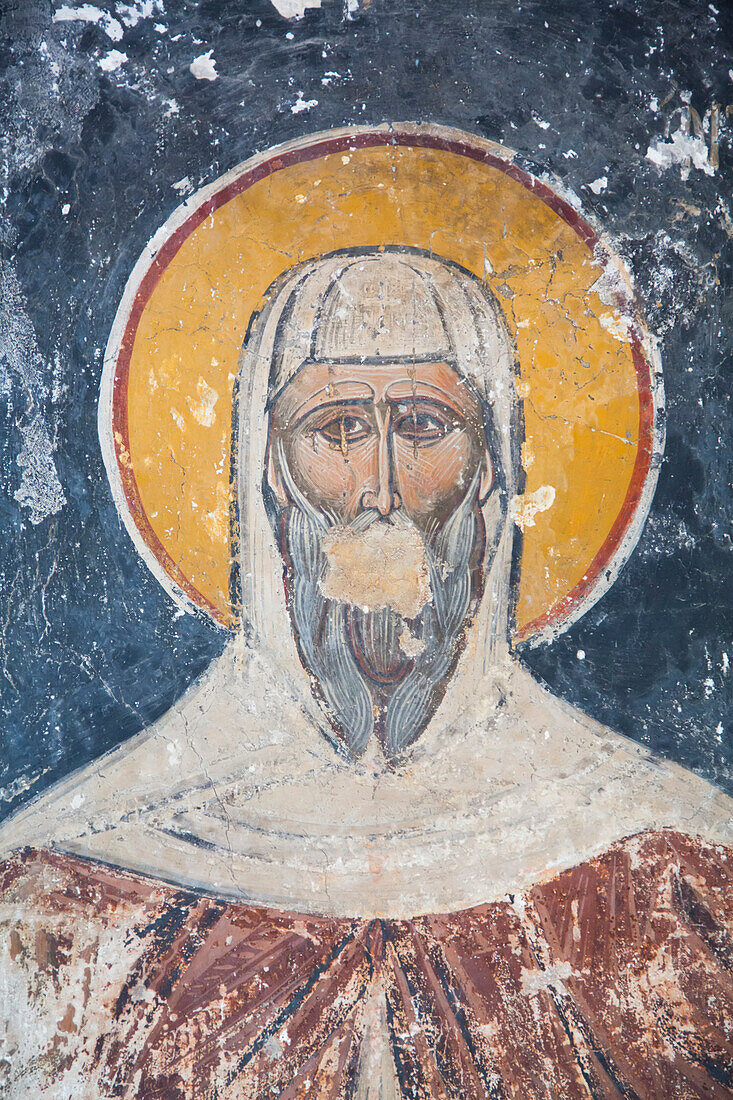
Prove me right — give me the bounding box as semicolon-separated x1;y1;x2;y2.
361;408;401;516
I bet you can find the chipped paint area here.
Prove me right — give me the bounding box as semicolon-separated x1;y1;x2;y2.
647;124;716;177
510;485;556;530
1;258;66;525
270;0;324;18
321;522;431;617
189;51;218;82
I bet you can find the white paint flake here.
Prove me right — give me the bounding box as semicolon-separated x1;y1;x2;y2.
521;961;574;997
510;485;556;530
0;770;48;806
190;51;218;81
598;310;633;342
52;4;124;42
589;175;608;194
291;91;318;114
270;0;322;17
117;0;162;27
172;176;193;195
1;258;67;525
646;125;715;177
98;49;128;72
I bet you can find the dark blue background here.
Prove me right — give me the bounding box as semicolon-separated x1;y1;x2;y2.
1;0;731;816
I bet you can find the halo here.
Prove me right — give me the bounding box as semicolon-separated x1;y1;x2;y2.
99;123;662;643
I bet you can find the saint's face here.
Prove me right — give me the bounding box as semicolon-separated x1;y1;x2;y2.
267;359;493;531
264;356;496;761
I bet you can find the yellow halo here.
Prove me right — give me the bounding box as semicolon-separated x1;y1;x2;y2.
100;124;661;642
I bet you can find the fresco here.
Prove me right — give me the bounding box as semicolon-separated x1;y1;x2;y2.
2;119;732;1096
3;0;733;1092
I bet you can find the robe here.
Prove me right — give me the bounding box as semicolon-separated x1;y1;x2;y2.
2;828;732;1099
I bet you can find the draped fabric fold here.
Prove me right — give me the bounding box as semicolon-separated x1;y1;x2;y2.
2;829;731;1098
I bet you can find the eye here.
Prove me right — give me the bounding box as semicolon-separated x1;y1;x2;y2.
317;414;371;446
393;403;457;445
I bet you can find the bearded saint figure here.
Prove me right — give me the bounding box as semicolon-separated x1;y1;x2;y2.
1;248;732;1099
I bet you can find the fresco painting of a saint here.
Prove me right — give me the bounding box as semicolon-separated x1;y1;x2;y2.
1;126;731;1098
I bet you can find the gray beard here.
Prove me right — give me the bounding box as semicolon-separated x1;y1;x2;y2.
280;475;483;762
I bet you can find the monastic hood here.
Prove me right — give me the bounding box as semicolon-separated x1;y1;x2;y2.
1;250;731;919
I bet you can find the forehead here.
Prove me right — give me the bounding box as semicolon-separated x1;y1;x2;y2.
271;359;482;427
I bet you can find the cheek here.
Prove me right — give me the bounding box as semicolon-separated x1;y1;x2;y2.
284;436;377;511
394;433;480;515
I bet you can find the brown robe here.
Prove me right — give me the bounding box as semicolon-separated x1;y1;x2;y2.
1;829;731;1098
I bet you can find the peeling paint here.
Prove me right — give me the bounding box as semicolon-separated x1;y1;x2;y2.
270;0;324;18
0;256;66;525
190;51;218;81
646;124;716;178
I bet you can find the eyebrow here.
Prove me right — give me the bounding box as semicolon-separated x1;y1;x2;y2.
291;396;375;430
291;393;470;433
284;377;473;428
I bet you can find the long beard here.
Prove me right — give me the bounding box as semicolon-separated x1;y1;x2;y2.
280;477;484;762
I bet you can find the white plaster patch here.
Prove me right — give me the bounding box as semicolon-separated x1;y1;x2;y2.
190;51;218;81
172;176;193;195
510;485;556;530
539;172;582;211
321;522;431;618
270;0;323;16
589;175;608;194
598;310;632;342
646;125;715;177
98;49;128;72
188;378;219;427
1;259;67;525
117;0;162;27
521;961;574;997
398;623;426;658
590;247;634;314
52;4;124;42
291;91;318;113
0;771;48;806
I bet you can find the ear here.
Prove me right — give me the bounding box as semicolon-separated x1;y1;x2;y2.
266;438;288;507
478;452;494;505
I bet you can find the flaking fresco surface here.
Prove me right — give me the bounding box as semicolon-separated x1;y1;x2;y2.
1;2;733;1097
